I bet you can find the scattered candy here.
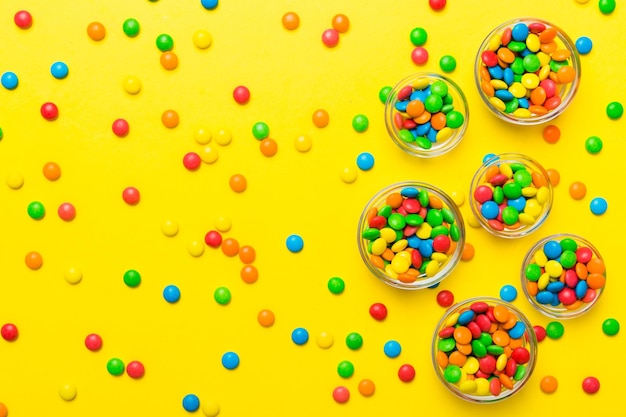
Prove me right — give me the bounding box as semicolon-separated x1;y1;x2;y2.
58;384;77;401
332;14;350;33
221;237;239;256
282;12;300;30
202;401;220;417
27;201;45;220
183;152;201;170
294;135;312;152
500;284;518;302
107;358;125;376
606;101;623;119
50;61;69;79
352;114;369;133
233;85;250;104
58;202;76;221
582;376;600;394
410;27;428;46
25;251;43;270
356;152;374;171
598;0;616;14
182;394;200;412
64;266;82;284
43;161;61;180
126;360;145;379
327;276;345;294
204;230;222;248
398;364;416;382
85;333;103;351
160;51;178;70
589;197;608;215
259;138;278;157
123;269;141;287
238;245;256;264
358;379;375;397
122;76;142;94
291;327;309;345
200;0;219;10
163;284;181;303
436;290;454;307
383;340;401;358
0;402;7;417
87;22;106;41
252;121;270;140
379;85;392;104
316;331;334;348
257;309;275;327
533;325;547;342
339;167;357;184
1;323;18;341
542;125;560;143
439;55;457;72
214;286;231;305
156;34;174;51
312;109;329;127
40;102;59;120
161;220;179;237
585;135;602;154
112;118;130;137
337;360;354;378
411;46;429;65
345;332;363;350
192;29;212;49
321;28;339;47
546;168;560;186
14;10;33;29
122;18;140;37
461;243;475;261
122;187;140;205
161;109;179;128
569;181;586;200
221;352;239;370
332;386;350;403
575;36;593;54
240;265;258;283
229;174;247;192
286;234;304;253
429;0;447;11
540;375;558;393
602;318;620;336
478;20;578;119
369;303;388;320
545;321;564;339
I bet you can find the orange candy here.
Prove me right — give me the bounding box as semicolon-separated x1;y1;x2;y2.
259;138;278;157
385;192;403;208
448;351;468;367
546;168;560;186
238;245;256;264
405;100;425;117
312;109;329;128
357;379;375;397
281;12;300;30
221;237;239;257
453;326;472;344
160;51;178;70
87;22;106;41
540;375;558;393
229;174;247;193
542;125;560;144
331;14;350;33
25;251;43;270
43;162;61;181
257;309;275;327
240;265;258;284
569;181;587;200
461;242;475;261
430;112;446;130
161;109;179;128
492;305;510;323
587;258;606;274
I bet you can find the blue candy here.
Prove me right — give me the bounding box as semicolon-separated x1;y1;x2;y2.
511;23;529;41
536;291;555;304
291;327;309;345
1;71;18;90
590;197;608;215
508;321;526;339
406;235;420;248
495;89;514;101
543;240;562;259
401;187;419;198
415;121;430;136
503;68;515;85
488;66;504;80
575;280;588;298
418;239;434;258
500;284;518;302
426;127;438;142
383;340;402;358
546;281;565;293
508;196;527;211
457;310;475;325
575;36;593;55
481;201;499;220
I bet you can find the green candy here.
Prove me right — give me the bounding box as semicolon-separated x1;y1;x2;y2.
606;101;623;119
546;321;565;339
559;250;577;269
513;169;532;187
327;277;345;294
441;208;455;224
493;186;504;204
513;365;527;381
362;228;380;240
602;318;620;336
214;287;231;305
446;110;464;129
525;264;542;281
471;339;487;357
424;94;443;113
486;345;505;356
346;332;363;350
123;269;141;287
378;205;392;218
504;97;519;113
478;332;493;347
430;80;448;97
418;189;429;207
155;33;174;52
585;135;603;154
449;224;460;242
501;206;519;225
379;85;392;104
503;183;522;199
123;18;140;37
405;214;424;226
438;338;456;352
426;209;443;227
439;55;457;73
507;41;526;52
252;121;270;140
522;54;541;72
510;57;525;75
107;358;125;376
431;225;449;237
443;94;454;105
441;104;454;114
352;114;369;133
549;59;569;73
410;27;428;46
337;360;354;378
559;238;578;252
27;201;45;220
415;136;432;149
443;365;462;383
398;129;414;143
387;213;406;230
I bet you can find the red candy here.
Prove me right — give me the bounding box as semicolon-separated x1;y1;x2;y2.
204;230;223;248
14;10;33;29
411;47;429;65
481;50;498;67
429;0;447;11
233;85;250;104
332;386;350;403
57;202;76;221
433;235;451;252
321;29;339;47
126;360;145;379
436;290;454;307
84;333;103;351
582;376;600;394
533;325;547;342
112;118;130;137
183;152;201;171
398;364;416;382
1;323;18;341
369;302;388;321
40;102;59;120
122;186;140;205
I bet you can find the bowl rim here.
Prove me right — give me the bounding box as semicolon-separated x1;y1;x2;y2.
520;233;605;319
357;180;465;290
469;152;553;239
385;72;469;158
474;17;581;125
431;296;538;403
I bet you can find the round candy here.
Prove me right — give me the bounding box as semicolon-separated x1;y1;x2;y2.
379;85;392;104
291;327;309;345
383;340;401;358
126;360;145;378
321;28;339;47
602;318;620;336
606;101;623;119
1;71;19;90
316;331;334;349
160;52;178;70
294;135;312;152
85;333;103;351
257;309;275;327
542;125;560;144
585;135;603;154
193;29;212;49
1;323;18;341
582;376;600;394
183;152;201;170
540;375;558;393
436;290;454;307
182;394;200;412
346;332;363;350
398;364;416;382
569;181;587;200
533;325;547;342
286;234;304;253
214;286;231;305
50;62;69;79
327;277;345;294
41;102;59;120
221;351;239;369
161;220;179;237
42;161;61;180
410;27;428;46
122;187;140;205
202;401;220;417
598;0;616;14
332;386;350;403
156;34;174;51
107;358;125;376
221;237;239;256
188;239;204;257
161;109;179;128
204;230;222;248
14;10;33;28
332;14;350;33
252;121;269;140
58;203;76;221
214;129;232;146
439;55;457;72
124;269;141;287
356;152;374;171
369;302;388;320
259;138;278;157
123;18;140;37
337;360;354;378
112;119;130;137
0;403;7;417
590;197;608;215
411;47;429;65
58;384;77;401
27;201;45;220
64;266;82;284
282;12;300;30
240;265;258;284
233;85;250;104
122;76;142;94
163;284;181;303
312;109;329;128
339;167;357;184
25;251;43;270
87;22;106;41
201;0;219;10
352;114;369;133
358;379;375;397
429;0;447;10
575;36;593;54
229;174;247;192
545;321;564;339
499;284;518;302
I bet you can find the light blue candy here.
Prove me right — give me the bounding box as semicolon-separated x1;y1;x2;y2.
457;310;475;325
511;23;529;41
543;240;562;259
481;201;499;220
575;280;588;298
508;321;526;339
401;187;419;198
546;281;565;293
536;291;555;304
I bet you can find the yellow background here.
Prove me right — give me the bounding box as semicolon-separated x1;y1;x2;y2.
1;0;624;415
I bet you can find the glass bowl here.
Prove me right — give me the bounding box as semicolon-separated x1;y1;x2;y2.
432;297;537;403
475;18;581;125
521;234;606;319
469;153;553;238
357;181;465;290
384;72;469;157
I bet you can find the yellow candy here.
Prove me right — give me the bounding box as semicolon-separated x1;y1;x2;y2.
445;312;460;327
431;252;448;263
371;238;387;255
488;97;506;112
194;127;212;144
391;239;408;252
488;34;502;51
525;199;542;217
391;255;411;274
199;145;219;164
508;82;527;98
425;261;440;277
537;53;551;67
536;186;550;205
380;227;397;243
384;264;398;279
496;353;508;371
395;250;412;263
538;272;551;290
526;33;541;52
462;356;479;374
436;127;452;142
467;215;481;228
521;186;538;197
521;73;540;89
411;79;430;90
545;260;563;278
499;163;513;178
416;223;432;239
518;213;536;225
533;250;548;267
490;79;508;90
459;380;478;394
475;378;491;395
513;108;532;118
